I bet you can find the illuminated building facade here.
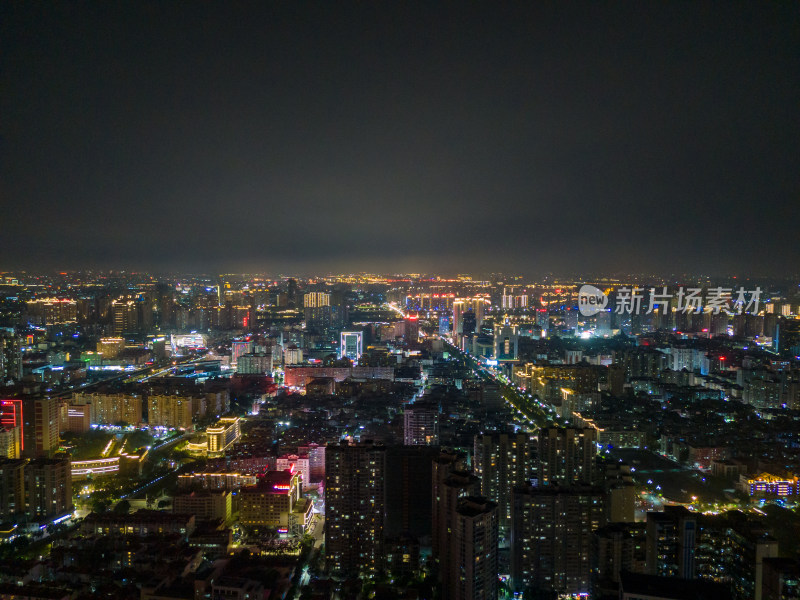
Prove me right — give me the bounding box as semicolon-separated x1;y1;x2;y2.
741;473;798;498
24;458;73;522
538;427;598;486
177;471;257;490
231;340;254;366
0;333;23;384
207;417;241;456
173;490;232;522
0;400;24;455
26;298;77;325
493;322;519;361
239;469;301;530
30;397;60;458
297;443;325;482
511;484;605;596
0;426;20;459
71;392;143;426
70;456;119;478
148;394;195;429
111;298;138;335
474;432;535;536
325;441;386;576
276;454;310;489
236;352;272;374
66;404;91;433
404;316;419;341
339;331;363;361
645;506;697;579
403;402;439;446
97;337;125;359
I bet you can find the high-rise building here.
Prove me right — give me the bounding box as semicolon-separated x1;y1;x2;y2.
439;316;451;336
64;403;90;434
403;401;440;446
493;322;519;361
325;441;386;576
304;292;334;339
645;506;698;579
471;297;487;331
432;452;469;550
511;484;605;596
24;397;60;459
304;292;330;308
404;316;420;341
432;452;480;600
605;463;636;523
24;458;73;522
592;522;647;597
339;331;363;362
449;497;499;600
0;458;26;522
537;427;598;486
71;392;143;426
385;445;439;540
0;333;23;384
111;298;138;335
453;300;465;340
172;490;232;523
474;432;535;536
148;394;195;429
236;352;272;374
26;298;77;325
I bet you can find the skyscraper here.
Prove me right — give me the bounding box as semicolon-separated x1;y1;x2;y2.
0;333;23;384
304;292;333;339
432;452;480;599
111;297;138;335
537;427;598;486
385;445;439;540
493;321;519;361
645;506;698;579
473;432;535;537
511;484;605;596
24;458;73;522
325;441;386;577
0;458;26;522
452;300;465;341
23;397;60;459
449;497;499;600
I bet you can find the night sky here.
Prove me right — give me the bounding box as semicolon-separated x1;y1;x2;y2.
2;3;798;276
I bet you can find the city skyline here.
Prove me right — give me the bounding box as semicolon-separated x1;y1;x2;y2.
2;3;799;275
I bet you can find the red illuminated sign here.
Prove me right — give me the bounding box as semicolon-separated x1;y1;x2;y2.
0;399;23;450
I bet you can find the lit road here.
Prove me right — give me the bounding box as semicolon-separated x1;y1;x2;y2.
49;353;209;400
386;302;408;318
443;337;564;429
